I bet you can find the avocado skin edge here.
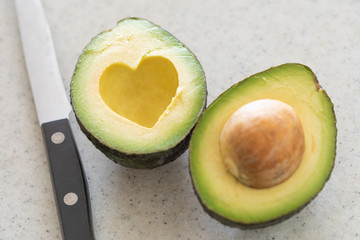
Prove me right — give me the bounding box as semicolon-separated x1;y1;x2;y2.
75;115;188;169
188;63;337;229
72;89;206;168
190;182;310;229
71;84;206;169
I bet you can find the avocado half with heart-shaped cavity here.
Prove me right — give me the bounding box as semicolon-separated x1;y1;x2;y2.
71;18;207;169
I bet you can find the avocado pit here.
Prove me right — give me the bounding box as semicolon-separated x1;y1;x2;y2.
219;99;305;189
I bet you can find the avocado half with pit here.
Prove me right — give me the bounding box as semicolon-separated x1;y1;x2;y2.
71;18;206;169
189;64;336;228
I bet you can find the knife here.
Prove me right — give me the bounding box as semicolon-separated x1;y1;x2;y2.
15;0;94;239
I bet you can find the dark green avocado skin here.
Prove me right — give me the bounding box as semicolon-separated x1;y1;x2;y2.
71;74;207;169
191;180;310;229
75;115;192;169
73;98;206;169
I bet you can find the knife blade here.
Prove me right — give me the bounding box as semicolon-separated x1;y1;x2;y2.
15;0;94;239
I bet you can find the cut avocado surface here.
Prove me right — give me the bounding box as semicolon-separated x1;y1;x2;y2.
189;64;336;228
71;18;206;169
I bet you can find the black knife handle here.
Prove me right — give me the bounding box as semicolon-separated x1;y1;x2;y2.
41;118;94;240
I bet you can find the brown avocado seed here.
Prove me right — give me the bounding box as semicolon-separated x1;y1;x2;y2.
219;99;305;189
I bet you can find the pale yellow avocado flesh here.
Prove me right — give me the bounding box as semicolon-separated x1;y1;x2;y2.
189;64;336;224
99;56;179;128
71;18;206;154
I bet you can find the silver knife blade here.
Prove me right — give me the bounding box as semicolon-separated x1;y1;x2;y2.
15;0;71;125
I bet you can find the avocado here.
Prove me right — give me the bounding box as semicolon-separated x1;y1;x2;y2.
189;64;336;228
71;18;206;169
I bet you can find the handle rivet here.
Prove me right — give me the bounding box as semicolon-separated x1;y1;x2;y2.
51;132;65;144
63;192;78;206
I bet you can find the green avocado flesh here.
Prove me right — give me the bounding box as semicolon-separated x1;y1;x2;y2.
189;64;336;228
71;18;206;169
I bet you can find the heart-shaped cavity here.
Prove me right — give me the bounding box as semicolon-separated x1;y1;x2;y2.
99;56;179;128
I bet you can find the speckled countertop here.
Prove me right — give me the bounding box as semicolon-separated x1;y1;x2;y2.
1;0;360;239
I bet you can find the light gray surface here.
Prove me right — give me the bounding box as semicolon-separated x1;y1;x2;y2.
1;0;359;239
